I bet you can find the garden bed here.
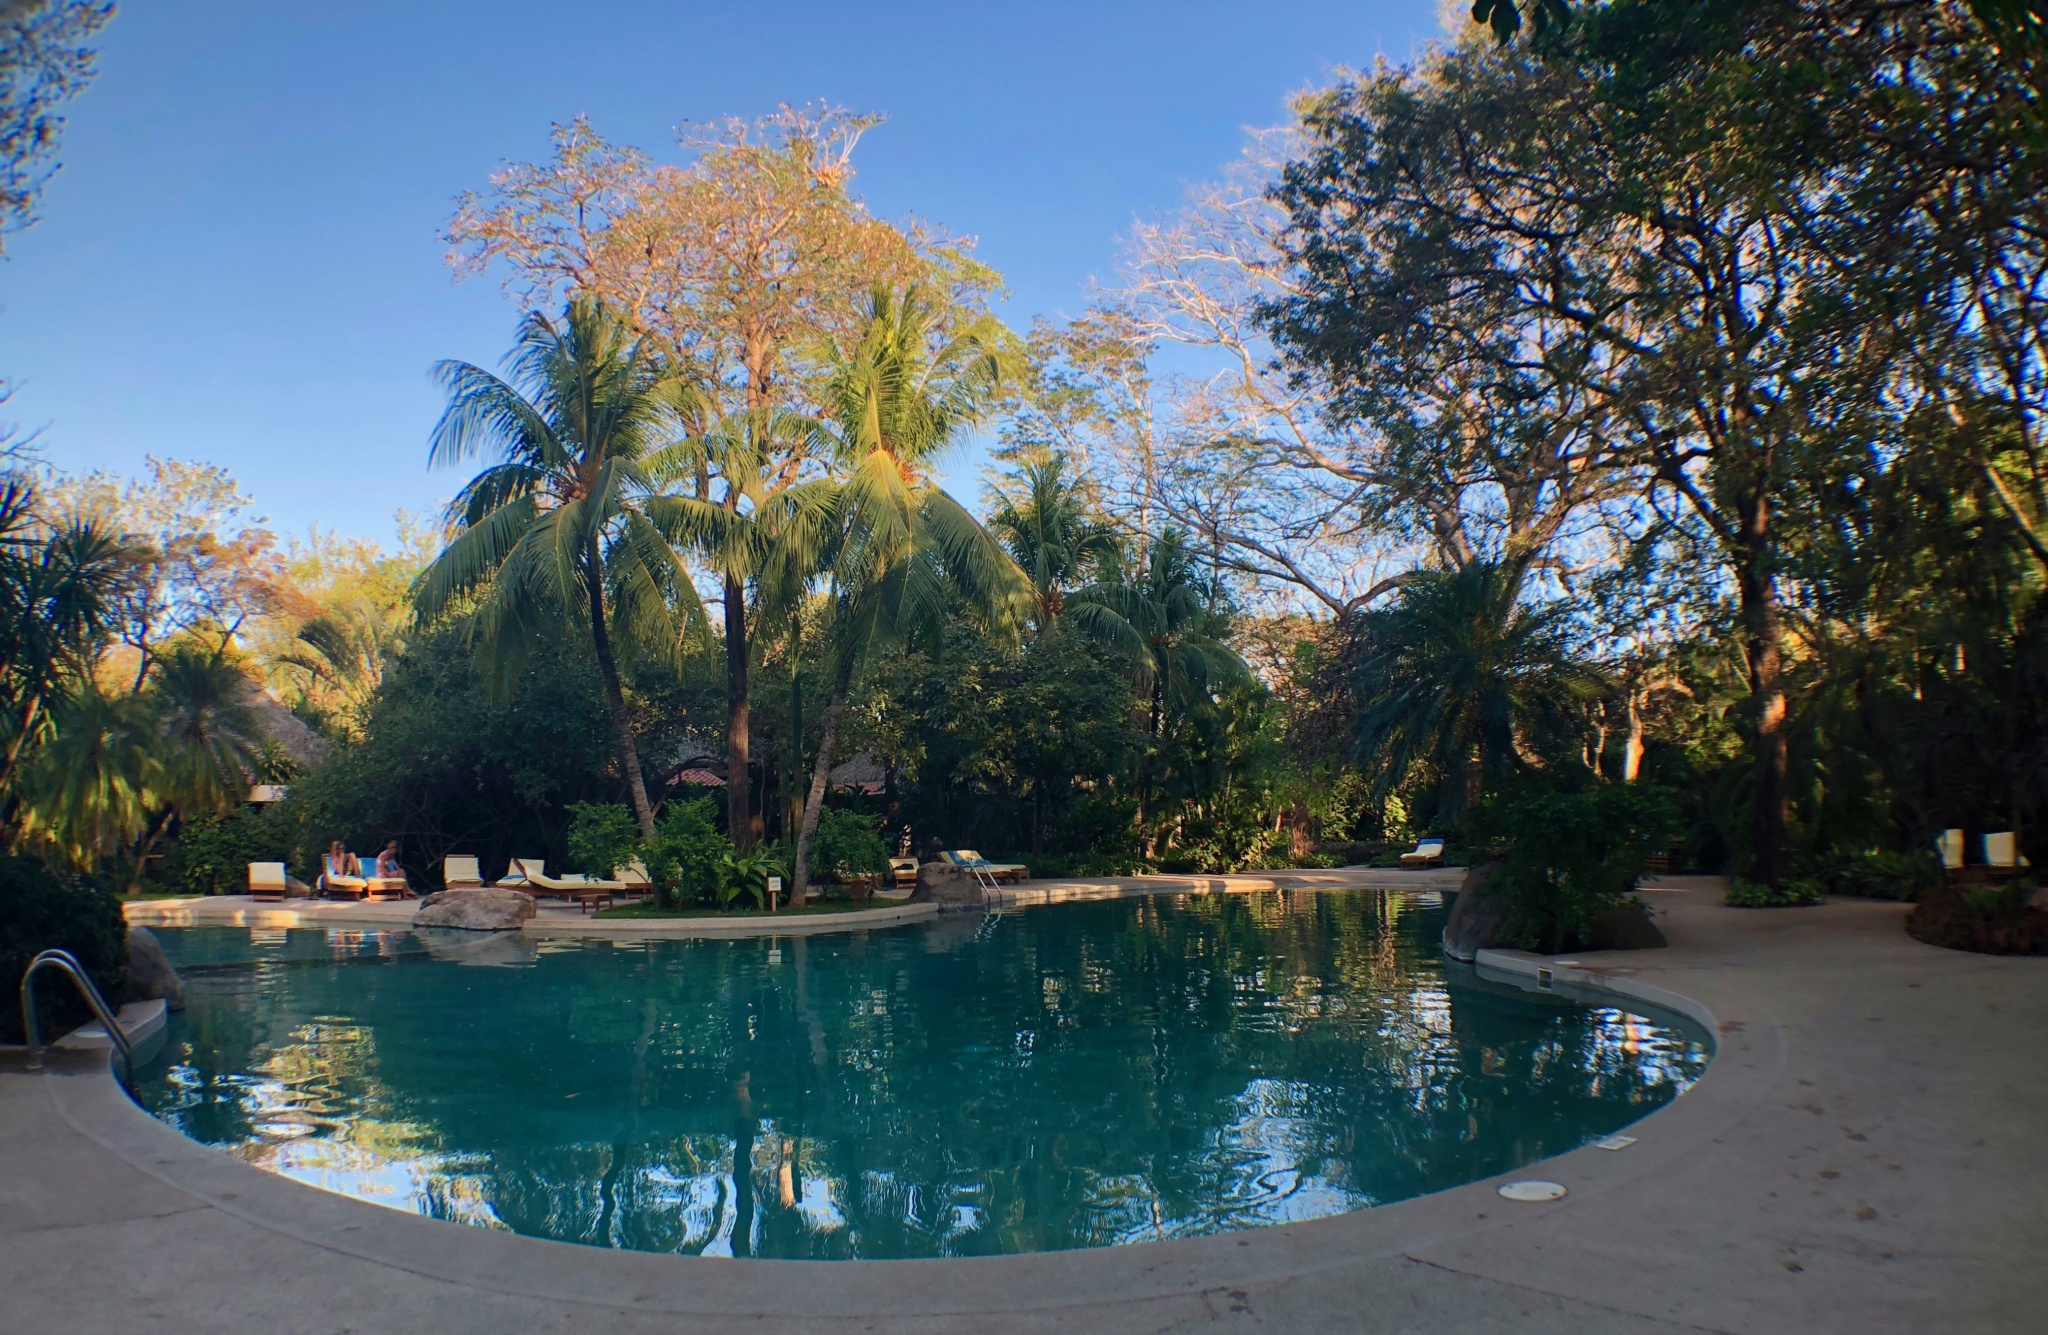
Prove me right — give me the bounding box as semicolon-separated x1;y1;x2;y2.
1906;885;2048;955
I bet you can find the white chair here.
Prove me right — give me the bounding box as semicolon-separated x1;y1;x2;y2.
248;862;288;902
1937;829;1965;870
442;855;484;889
1983;832;2029;869
1399;838;1447;868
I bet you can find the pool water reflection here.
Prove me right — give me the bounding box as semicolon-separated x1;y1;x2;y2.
134;890;1708;1259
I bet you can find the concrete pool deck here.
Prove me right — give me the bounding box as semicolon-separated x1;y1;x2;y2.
118;865;1466;939
7;878;2044;1333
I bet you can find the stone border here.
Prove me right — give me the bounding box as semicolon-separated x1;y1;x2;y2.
524;901;938;939
40;884;1763;1322
122;867;1465;940
122;894;938;939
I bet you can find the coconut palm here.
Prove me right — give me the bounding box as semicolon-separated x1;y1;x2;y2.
987;454;1119;629
648;406;839;849
787;287;1031;899
1067;529;1252;843
149;645;264;818
415;299;704;841
1350;560;1602;826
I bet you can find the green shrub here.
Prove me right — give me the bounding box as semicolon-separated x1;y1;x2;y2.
1;854;127;1045
807;808;890;881
712;843;788;910
158;808;295;896
1478;786;1678;953
1908;882;2047;954
1725;877;1825;908
644;796;731;908
566;802;641;880
1813;849;1940;902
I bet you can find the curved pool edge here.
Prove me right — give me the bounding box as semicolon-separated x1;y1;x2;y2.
30;923;1778;1324
121;866;1469;940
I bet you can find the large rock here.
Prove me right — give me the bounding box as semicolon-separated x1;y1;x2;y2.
124;926;185;1011
1442;861;1510;961
411;888;536;932
910;861;985;911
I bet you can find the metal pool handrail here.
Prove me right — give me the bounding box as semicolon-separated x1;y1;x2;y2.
19;948;134;1089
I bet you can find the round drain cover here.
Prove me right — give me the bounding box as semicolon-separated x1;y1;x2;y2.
1498;1180;1567;1202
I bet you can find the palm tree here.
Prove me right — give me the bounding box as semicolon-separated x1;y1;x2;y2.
1067;528;1252;844
1349;560;1601;826
149;645;264;818
987;454;1118;629
650;406;839;849
788;287;1030;899
415;299;704;841
0;476;131;794
12;684;159;872
274;602;408;739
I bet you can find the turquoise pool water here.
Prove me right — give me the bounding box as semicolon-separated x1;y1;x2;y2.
133;891;1708;1259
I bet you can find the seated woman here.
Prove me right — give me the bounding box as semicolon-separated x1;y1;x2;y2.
372;840;412;897
328;841;363;877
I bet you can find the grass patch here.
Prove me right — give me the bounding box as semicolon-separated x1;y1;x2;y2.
593;898;903;920
123;889;202;901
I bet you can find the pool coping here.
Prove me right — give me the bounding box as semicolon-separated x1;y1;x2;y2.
40;883;1773;1321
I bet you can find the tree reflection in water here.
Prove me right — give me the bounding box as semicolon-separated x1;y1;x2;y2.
135;891;1708;1259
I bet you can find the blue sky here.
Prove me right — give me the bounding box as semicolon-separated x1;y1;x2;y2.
0;0;1442;549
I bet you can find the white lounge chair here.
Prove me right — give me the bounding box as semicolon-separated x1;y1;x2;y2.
248;862;289;902
1937;829;1965;870
442;855;484;889
1399;838;1447;868
941;850;1028;883
1984;832;2030;870
510;858;625;913
319;855;369;900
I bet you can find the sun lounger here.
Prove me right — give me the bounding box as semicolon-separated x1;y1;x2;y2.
320;855;369;900
511;858;624;913
443;855;484;889
1984;832;2030;881
941;850;1028;883
248;862;289;902
1399;838;1447;868
1937;829;1964;870
614;858;653;897
889;857;919;890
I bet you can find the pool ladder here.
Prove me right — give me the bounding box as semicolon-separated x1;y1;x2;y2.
18;948;135;1089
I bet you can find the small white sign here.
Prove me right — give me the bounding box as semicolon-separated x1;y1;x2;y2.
768;876;783;896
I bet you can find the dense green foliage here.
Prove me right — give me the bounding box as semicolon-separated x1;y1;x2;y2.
1477;786;1677;951
0;852;125;1044
807;808;889;881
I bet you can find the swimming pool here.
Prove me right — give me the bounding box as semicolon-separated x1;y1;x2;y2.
133;890;1708;1259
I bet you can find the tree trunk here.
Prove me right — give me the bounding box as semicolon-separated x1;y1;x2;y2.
791;640;858;904
1734;503;1789;885
724;572;754;850
1622;682;1646;784
587;559;656;842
